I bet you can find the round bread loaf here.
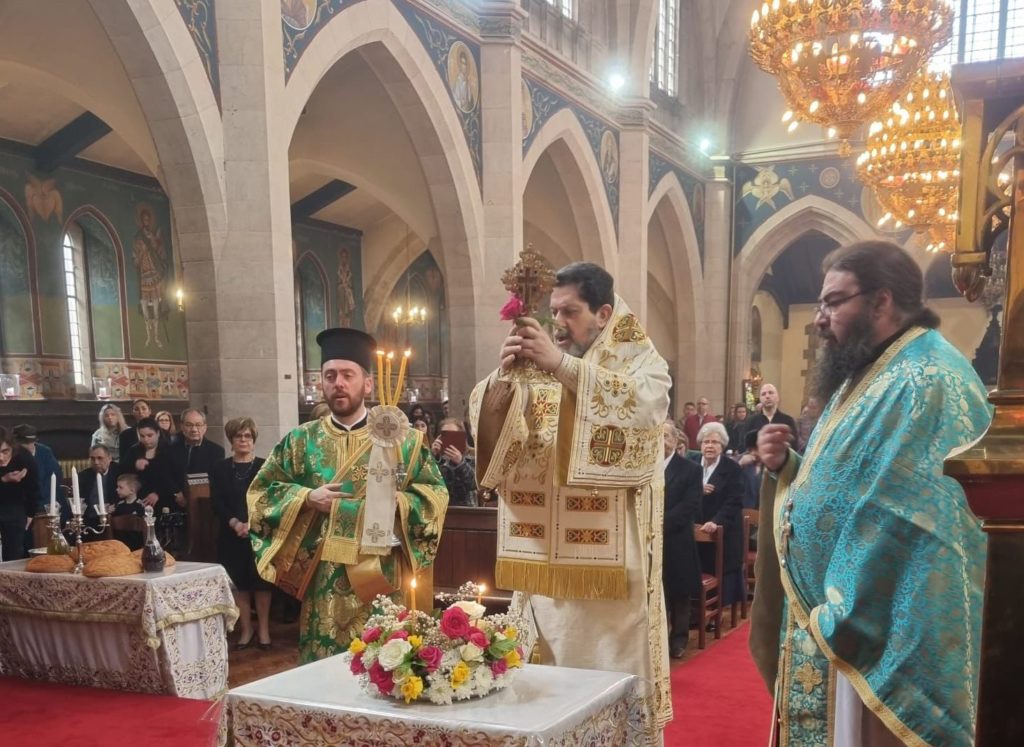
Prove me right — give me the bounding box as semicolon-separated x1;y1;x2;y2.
82;554;143;578
26;554;76;573
70;539;131;564
130;549;176;567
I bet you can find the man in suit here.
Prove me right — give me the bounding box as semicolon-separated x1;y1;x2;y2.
79;445;119;532
169;408;225;478
79;444;119;511
662;422;703;659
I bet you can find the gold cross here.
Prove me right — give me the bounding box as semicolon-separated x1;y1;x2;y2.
500;245;556;314
794;662;823;694
368;463;393;484
366;522;387;543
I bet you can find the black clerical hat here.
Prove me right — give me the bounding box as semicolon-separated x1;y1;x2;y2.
316;328;377;371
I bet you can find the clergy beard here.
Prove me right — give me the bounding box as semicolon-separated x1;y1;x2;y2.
329;391;366;420
811;310;877;402
557;323;601;359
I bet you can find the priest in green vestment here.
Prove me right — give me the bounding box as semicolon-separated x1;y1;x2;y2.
248;328;448;662
751;241;991;747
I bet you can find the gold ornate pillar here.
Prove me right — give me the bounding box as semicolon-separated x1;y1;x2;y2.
946;59;1024;747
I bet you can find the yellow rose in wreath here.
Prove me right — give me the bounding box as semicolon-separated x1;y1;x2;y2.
451;661;471;688
400;675;424;703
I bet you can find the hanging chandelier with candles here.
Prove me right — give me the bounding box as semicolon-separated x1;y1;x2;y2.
749;0;955;154
391;226;428;326
856;68;961;252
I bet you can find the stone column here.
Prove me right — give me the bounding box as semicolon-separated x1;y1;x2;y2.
187;0;297;450
458;1;528;408
702;167;733;412
614;100;653;320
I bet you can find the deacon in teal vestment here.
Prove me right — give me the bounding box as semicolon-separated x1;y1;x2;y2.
750;242;992;747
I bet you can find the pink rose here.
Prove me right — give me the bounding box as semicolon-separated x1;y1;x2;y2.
397;610;409;622
467;628;488;649
417;645;443;673
387;629;409;641
499;295;527;321
350;652;366;675
490;658;508;677
362;626;382;643
439;606;472;639
368;660;394;695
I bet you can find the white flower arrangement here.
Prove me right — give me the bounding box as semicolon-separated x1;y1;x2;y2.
345;583;527;705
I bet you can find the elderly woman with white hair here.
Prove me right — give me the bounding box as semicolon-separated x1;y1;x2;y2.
691;421;746;612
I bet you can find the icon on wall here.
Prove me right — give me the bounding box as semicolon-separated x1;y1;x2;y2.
132;203;168;349
447;41;479;114
24;174;63;222
599;130;619;185
281;0;316;30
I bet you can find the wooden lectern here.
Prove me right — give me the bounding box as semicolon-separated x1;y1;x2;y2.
947;59;1024;746
184;473;217;563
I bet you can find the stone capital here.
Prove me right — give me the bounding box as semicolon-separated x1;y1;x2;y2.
616;97;657;131
478;1;526;41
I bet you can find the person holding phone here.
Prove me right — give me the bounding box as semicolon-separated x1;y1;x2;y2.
431;418;477;507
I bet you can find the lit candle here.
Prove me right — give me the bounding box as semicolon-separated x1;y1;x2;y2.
96;471;105;515
410;577;417;613
395;350;411;402
71;467;81;515
49;473;57;516
385;352;395;405
376;350;385;403
477;583;485;606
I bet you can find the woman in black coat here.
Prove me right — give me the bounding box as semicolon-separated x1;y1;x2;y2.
692;422;746;607
662;423;703;658
0;426;39;560
121;417;184;514
210;417;272;650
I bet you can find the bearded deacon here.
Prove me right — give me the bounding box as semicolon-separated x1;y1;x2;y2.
470;262;672;745
248;328;448;662
751;241;991;747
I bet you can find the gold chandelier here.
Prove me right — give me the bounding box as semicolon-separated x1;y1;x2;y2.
749;0;955;154
856;69;960;252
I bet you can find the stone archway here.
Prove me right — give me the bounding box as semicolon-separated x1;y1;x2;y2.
729;195;878;386
282;0;484;403
523;108;618;272
647;171;706;411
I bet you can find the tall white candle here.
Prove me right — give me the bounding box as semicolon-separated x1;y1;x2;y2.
49;473;57;516
96;471;105;515
71;467;81;515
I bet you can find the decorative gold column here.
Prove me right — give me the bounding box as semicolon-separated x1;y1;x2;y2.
946;59;1024;747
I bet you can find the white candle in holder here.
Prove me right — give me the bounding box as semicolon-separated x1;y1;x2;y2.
96;472;105;515
50;474;57;516
71;467;81;515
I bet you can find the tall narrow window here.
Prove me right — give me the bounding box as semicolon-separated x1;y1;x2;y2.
62;225;92;390
651;0;679;96
543;0;574;19
932;1;1022;67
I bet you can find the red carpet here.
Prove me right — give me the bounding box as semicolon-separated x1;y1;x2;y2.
0;676;221;746
664;624;774;747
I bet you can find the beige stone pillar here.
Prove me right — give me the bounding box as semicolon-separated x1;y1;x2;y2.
702;170;733;413
614;101;653;319
186;0;298;450
458;2;528;408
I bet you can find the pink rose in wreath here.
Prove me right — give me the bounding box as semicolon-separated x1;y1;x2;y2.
350;652;366;675
417;645;443;673
439;606;472;639
466;627;488;649
368;660;395;695
362;626;382;643
490;658;508;677
387;629;410;642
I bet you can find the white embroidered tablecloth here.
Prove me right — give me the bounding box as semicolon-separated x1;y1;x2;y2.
225;656;644;746
0;559;237;699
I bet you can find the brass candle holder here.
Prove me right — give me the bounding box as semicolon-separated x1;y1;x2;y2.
50;508;109;575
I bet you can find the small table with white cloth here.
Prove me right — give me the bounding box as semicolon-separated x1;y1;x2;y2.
225;654;644;746
0;559;237;699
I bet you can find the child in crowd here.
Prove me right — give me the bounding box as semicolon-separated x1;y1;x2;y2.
111;473;145;549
